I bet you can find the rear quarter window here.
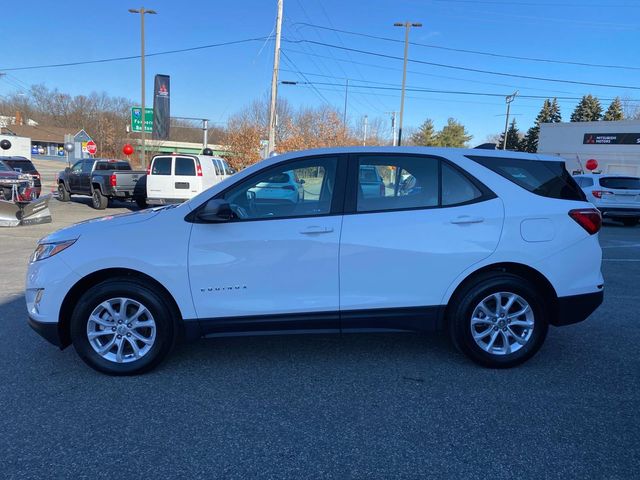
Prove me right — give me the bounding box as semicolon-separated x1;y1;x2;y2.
466;155;586;201
599;177;640;190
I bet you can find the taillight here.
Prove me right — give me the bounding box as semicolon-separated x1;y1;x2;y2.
110;174;117;187
146;166;151;175
569;208;601;235
196;162;203;177
591;190;612;199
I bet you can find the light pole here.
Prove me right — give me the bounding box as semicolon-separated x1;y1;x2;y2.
129;7;157;168
394;21;422;146
502;91;518;150
268;0;284;156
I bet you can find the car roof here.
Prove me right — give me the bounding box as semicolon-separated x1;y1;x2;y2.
267;146;561;164
0;156;31;161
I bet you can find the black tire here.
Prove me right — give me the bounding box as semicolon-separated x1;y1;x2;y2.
91;187;108;210
70;278;177;375
622;218;638;227
448;272;549;368
135;196;148;209
58;182;70;202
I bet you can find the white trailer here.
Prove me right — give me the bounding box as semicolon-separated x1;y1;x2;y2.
0;134;32;160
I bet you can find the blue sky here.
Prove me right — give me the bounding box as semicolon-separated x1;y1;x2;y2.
1;0;639;143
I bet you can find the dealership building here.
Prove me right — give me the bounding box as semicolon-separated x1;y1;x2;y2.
538;120;640;175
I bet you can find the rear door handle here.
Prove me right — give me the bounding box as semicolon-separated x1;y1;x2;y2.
300;226;334;234
450;215;484;224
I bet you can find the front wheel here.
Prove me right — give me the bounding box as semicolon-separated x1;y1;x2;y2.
448;273;549;368
91;188;108;210
70;279;177;375
58;183;70;202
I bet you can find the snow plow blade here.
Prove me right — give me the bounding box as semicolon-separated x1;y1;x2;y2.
0;194;52;227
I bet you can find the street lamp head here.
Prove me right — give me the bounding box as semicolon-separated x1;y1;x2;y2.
146;9;157;14
281;81;298;85
412;23;423;27
128;8;140;13
393;22;404;27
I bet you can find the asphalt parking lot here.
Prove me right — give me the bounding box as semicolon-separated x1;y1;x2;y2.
1;164;639;478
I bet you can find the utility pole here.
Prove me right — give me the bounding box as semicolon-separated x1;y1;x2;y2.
129;7;157;168
386;111;397;146
394;21;422;146
343;78;349;129
502;91;518;150
202;119;208;150
268;0;284;156
363;115;369;146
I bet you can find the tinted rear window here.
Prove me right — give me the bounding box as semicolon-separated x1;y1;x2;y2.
600;177;640;190
3;159;36;172
175;157;196;176
151;157;172;175
467;155;586;201
95;162;131;171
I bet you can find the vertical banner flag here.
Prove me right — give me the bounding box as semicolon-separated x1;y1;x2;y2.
152;74;170;140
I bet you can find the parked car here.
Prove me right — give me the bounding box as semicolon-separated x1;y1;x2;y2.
0;156;42;198
359;164;386;198
27;147;603;375
146;154;233;205
574;174;640;226
0;160;38;201
57;159;147;210
248;170;304;204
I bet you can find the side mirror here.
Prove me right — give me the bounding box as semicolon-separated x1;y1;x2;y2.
196;199;234;223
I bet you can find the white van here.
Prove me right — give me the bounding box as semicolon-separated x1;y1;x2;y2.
146;154;233;205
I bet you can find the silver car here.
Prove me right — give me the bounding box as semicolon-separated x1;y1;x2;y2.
574;174;640;226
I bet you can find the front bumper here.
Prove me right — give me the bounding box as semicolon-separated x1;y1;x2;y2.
553;290;604;326
28;315;62;347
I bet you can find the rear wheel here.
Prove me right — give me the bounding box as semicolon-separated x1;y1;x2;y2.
57;183;70;202
622;218;638;227
70;279;177;375
91;188;108;210
135;196;148;209
448;273;549;368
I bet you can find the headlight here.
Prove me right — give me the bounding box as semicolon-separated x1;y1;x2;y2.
31;240;77;262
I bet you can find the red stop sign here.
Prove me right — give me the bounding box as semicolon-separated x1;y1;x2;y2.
86;140;97;155
585;158;598;171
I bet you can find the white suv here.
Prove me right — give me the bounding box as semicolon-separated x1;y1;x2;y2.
26;147;604;375
574;174;640;226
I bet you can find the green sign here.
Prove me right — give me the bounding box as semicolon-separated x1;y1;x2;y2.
131;107;153;133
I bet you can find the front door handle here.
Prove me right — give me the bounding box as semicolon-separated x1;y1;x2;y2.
450;215;484;224
300;226;334;234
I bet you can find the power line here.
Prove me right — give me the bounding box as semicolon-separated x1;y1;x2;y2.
432;0;639;7
280;51;332;106
283;38;640;90
285;79;638;101
0;37;269;71
292;22;640;71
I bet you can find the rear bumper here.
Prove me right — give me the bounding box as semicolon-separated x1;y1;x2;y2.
28;316;62;348
553;290;604;326
599;208;640;218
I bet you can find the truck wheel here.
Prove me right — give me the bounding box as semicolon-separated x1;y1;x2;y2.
448;273;548;368
58;183;70;202
70;278;177;375
92;188;108;210
135;197;148;209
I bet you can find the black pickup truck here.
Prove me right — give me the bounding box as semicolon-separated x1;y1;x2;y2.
57;159;147;209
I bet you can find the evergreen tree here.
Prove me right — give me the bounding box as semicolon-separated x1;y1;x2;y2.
570;94;602;122
435;117;472;147
603;97;624;121
410;119;437;146
523;98;563;153
498;119;524;151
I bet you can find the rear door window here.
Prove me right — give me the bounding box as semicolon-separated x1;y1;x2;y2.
151;157;172;175
467;155;586;201
441;163;483;206
600;177;640;190
175;157;196;176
